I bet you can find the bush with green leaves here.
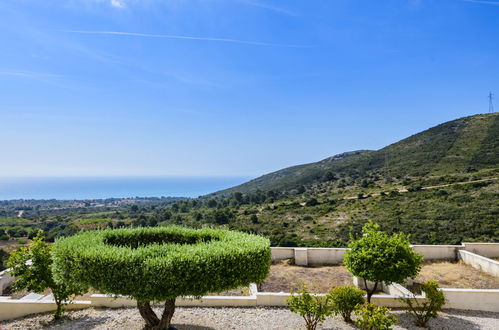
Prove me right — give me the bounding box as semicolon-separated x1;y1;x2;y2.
344;221;423;302
354;303;398;330
329;286;365;323
400;280;446;327
7;231;84;319
52;226;270;330
0;248;9;271
287;284;333;330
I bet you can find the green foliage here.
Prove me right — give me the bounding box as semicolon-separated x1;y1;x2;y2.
77;218;113;225
53;226;270;329
7;231;84;319
329;286;365;323
287;285;334;330
0;217;30;224
53;226;270;301
400;280;446;327
0;249;9;271
354;303;398;330
344;221;423;302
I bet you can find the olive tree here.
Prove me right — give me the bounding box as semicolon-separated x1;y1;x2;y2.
53;226;271;330
344;221;423;303
7;231;84;319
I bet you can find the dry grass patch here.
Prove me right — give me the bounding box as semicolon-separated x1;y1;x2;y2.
412;260;499;289
259;259;353;293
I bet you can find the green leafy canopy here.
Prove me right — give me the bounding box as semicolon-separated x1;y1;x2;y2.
344;221;423;285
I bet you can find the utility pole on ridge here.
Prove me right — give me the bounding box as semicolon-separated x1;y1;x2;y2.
489;91;494;113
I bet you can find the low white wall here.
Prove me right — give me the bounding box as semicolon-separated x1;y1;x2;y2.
0;270;15;295
0;300;90;321
385;283;413;297
411;245;460;260
458;250;499;277
442;289;499;312
463;243;499;258
270;247;294;261
294;248;308;266
270;244;471;266
306;248;347;265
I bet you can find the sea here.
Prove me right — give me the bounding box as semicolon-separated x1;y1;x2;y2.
0;176;251;200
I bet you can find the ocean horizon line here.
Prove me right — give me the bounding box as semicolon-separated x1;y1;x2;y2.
0;176;251;200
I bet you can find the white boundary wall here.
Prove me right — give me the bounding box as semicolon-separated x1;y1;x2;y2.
411;245;459;260
0;300;90;321
271;245;462;265
458;250;499;277
463;243;499;258
441;289;499;312
271;243;499;265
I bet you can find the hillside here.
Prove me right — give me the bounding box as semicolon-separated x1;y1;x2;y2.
142;112;499;247
210;113;499;197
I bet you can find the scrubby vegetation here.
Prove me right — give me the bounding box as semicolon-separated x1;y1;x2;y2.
400;280;446;327
354;303;398;330
287;284;333;330
329;286;365;322
7;231;84;319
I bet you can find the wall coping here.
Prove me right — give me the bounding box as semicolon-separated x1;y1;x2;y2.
462;242;499;245
440;288;499;293
459;250;499;265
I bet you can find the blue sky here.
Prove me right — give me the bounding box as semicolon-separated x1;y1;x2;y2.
0;0;498;177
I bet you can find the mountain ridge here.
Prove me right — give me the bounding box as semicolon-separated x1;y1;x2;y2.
208;113;498;197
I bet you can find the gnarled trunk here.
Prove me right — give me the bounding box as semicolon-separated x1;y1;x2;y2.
363;279;378;303
137;299;176;330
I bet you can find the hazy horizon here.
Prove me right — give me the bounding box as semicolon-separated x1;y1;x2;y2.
0;176;252;200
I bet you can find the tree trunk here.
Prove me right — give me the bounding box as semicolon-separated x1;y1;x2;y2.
138;301;160;328
156;299;176;330
54;299;63;320
364;279;378;303
137;299;176;330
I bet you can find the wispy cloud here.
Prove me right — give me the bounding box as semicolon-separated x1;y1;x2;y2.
110;0;125;8
238;0;295;16
462;0;499;5
58;30;312;48
0;70;63;79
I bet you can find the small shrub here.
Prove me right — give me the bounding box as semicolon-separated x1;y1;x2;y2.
287;285;333;330
400;280;446;327
8;231;84;319
329;286;365;322
355;303;397;330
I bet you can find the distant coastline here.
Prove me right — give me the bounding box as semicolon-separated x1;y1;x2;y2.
0;176;251;200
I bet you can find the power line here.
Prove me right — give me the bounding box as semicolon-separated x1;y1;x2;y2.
489;91;494;113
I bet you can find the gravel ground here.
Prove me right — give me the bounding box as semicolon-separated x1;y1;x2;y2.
1;307;499;330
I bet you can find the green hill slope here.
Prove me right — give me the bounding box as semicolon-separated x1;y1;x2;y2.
210;113;498;196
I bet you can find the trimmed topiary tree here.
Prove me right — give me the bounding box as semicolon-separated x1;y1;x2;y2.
344;221;423;303
52;226;271;330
